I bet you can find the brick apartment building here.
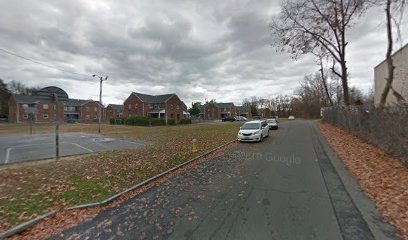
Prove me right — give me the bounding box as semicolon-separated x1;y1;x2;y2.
123;92;187;122
236;106;252;118
203;102;239;119
106;104;124;119
64;99;104;122
8;94;64;123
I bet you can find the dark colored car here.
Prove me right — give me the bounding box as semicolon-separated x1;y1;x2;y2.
222;116;235;122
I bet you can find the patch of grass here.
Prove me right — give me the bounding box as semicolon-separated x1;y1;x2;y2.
57;178;111;205
2;192;52;225
0;122;241;230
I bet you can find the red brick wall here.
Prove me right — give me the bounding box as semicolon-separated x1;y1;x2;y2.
123;94;146;118
34;101;64;123
8;98;64;123
8;97;16;123
166;95;185;121
79;101;101;122
204;103;220;119
106;106;115;119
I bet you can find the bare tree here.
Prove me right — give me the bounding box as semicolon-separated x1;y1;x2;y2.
270;0;368;105
379;0;406;106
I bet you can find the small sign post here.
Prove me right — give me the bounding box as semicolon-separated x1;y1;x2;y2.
37;87;69;160
24;107;37;135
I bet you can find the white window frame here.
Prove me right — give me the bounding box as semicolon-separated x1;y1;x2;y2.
43;114;49;119
43;104;49;110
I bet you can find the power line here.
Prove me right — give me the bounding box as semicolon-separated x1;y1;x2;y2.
0;48;90;78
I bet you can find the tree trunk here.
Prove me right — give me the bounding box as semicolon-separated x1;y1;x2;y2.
319;57;334;106
380;0;394;106
341;60;349;105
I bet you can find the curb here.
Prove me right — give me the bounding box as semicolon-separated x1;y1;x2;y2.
0;211;57;239
313;122;396;240
0;139;236;239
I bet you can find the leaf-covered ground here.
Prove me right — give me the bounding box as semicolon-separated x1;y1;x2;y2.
319;122;408;240
0;122;241;232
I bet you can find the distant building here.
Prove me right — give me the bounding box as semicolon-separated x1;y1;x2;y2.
64;99;104;122
106;104;124;119
374;43;408;105
123;92;187;122
236;106;252;118
203;102;239;119
8;94;64;123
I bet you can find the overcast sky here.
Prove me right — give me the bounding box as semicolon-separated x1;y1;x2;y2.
0;0;406;106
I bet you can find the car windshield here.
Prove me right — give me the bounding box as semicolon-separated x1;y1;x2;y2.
267;119;276;123
241;123;260;129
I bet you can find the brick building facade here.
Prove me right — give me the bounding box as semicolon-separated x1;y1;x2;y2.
8;94;64;123
64;99;104;122
203;102;239;119
123;92;187;122
106;104;124;119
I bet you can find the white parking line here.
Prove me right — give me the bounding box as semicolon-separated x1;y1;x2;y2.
4;142;94;164
70;143;94;153
5;148;12;164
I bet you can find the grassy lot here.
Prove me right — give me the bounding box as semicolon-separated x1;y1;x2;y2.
0;122;241;231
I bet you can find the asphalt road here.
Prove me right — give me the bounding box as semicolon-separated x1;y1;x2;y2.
51;120;395;240
0;132;146;165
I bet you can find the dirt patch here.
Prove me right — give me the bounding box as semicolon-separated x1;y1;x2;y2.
319;122;408;239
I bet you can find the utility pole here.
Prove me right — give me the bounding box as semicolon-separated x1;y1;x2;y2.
93;74;108;134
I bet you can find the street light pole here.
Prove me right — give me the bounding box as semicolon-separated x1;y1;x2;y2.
93;74;108;134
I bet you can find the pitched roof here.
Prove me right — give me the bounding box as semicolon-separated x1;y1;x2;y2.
215;102;234;108
12;94;43;104
65;99;102;107
108;104;123;111
131;92;175;103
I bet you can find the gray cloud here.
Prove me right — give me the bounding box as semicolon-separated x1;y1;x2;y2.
0;0;406;106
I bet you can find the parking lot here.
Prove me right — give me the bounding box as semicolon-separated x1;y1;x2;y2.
0;132;147;165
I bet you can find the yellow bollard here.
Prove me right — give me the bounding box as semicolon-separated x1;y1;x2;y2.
192;138;198;153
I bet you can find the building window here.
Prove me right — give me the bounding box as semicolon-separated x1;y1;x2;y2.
135;104;138;109
43;104;49;110
43;114;49;119
94;107;98;112
149;104;154;110
94;115;98;119
171;114;174;118
86;115;90;119
128;104;131;110
86;107;90;111
23;114;28;119
22;104;28;109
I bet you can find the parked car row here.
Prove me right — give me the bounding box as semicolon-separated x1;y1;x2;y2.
222;116;248;122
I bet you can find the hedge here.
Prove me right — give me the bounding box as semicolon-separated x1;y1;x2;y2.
109;117;192;126
179;118;192;124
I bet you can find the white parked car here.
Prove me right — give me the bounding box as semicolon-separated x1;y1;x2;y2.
234;116;248;121
237;120;269;142
288;115;295;120
266;119;278;130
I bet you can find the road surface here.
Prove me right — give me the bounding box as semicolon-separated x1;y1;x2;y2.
51;120;395;240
